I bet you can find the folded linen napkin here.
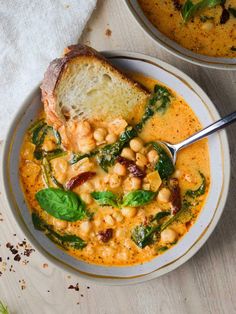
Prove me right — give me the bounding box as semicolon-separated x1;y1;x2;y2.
0;0;97;140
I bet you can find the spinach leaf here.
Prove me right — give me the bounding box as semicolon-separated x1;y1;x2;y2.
96;126;137;172
91;191;119;207
151;142;175;180
151;211;170;222
131;224;157;248
136;84;172;131
122;190;156;207
32;123;48;146
157;246;169;253
182;0;223;22
229;7;236;17
131;201;192;248
185;172;206;198
69;151;98;165
32;213;86;249
35;188;88;221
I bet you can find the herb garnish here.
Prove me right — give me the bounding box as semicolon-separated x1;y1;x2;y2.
181;0;223;22
35;188;91;222
91;189;156;208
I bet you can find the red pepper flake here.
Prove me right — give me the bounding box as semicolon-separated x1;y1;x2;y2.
105;28;112;37
6;242;13;249
65;172;96;190
172;0;182;10
116;156;145;178
97;229;113;243
24;248;35;257
14;254;21;262
68;283;80;291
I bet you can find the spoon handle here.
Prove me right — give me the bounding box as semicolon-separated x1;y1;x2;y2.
176;111;236;150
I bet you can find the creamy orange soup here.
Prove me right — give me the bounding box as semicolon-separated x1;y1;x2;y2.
138;0;236;57
19;74;210;266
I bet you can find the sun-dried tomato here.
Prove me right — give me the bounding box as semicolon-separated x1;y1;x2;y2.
116;156;145;178
65;172;96;190
169;178;181;215
220;8;230;24
97;229;113;243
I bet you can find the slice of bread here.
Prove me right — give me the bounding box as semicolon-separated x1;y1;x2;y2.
41;44;149;128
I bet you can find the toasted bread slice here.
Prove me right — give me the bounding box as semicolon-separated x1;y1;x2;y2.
41;44;149;128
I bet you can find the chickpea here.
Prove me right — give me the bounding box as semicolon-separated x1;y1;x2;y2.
108;118;128;135
116;250;129;261
142;182;151;190
109;173;122;189
136;153;148;168
157;188;171;203
21;142;35;161
121;147;135;161
105;133;117;144
104;215;115;226
93;128;107;142
113;211;124;222
161;228;178;243
80;192;93;205
80;221;92;234
173;169;181;179
123;177;142;191
81;181;94;193
52;218;68;230
201;21;214;31
85;244;95;255
130;137;144;152
51;158;68;184
78;137;96;154
73;157;94;172
101;247;114;258
93;218;102;227
42;139;56;152
115;227;126;238
121;206;137;218
77;121;92;137
130;177;142;190
147;149;159;164
113;163;126;176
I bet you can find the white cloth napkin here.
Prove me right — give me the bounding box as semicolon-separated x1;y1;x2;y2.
0;0;97;140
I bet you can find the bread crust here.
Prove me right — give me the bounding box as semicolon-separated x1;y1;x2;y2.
41;44;148;128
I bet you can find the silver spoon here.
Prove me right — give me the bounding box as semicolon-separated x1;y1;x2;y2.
158;111;236;164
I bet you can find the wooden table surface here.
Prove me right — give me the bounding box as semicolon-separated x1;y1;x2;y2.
0;1;236;313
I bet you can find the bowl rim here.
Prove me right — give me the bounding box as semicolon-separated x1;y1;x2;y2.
1;50;231;285
123;0;236;70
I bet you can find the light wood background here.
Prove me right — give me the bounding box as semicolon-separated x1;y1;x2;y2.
0;1;236;313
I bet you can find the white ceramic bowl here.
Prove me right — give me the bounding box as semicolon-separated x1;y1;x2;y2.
124;0;236;70
1;51;230;285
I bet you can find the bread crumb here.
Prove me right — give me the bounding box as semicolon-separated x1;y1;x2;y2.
43;263;48;268
105;28;112;37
